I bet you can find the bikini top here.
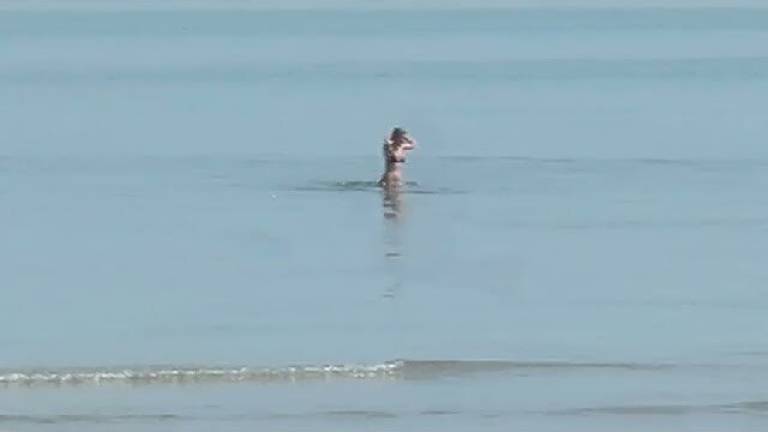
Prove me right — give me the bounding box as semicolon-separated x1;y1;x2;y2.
384;142;406;163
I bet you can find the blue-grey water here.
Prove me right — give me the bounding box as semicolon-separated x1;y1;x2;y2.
2;4;768;431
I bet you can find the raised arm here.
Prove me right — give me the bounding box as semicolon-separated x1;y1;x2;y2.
402;137;417;150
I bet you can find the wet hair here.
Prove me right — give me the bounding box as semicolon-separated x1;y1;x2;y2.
391;127;407;140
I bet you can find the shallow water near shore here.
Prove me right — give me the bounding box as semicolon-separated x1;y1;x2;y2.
3;3;768;431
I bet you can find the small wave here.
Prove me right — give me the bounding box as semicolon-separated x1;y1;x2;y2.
550;405;695;416
294;180;415;192
400;360;669;379
10;57;768;85
322;410;398;419
419;409;460;416
553;217;768;231
0;359;671;388
293;180;384;192
293;180;465;195
272;409;460;420
439;156;768;169
548;400;768;417
0;414;180;424
0;362;402;387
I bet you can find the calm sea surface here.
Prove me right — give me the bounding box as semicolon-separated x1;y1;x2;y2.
2;4;768;431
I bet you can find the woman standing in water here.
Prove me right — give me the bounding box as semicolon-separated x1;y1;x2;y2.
378;127;416;188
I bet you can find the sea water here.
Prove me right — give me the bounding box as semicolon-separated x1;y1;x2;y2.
2;3;768;431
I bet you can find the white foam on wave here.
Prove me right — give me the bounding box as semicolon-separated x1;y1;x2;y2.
0;359;676;387
0;361;405;386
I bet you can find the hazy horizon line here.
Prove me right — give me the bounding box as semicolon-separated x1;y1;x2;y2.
3;0;768;12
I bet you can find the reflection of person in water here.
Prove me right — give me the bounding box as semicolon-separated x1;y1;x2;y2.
378;127;416;189
381;181;403;219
